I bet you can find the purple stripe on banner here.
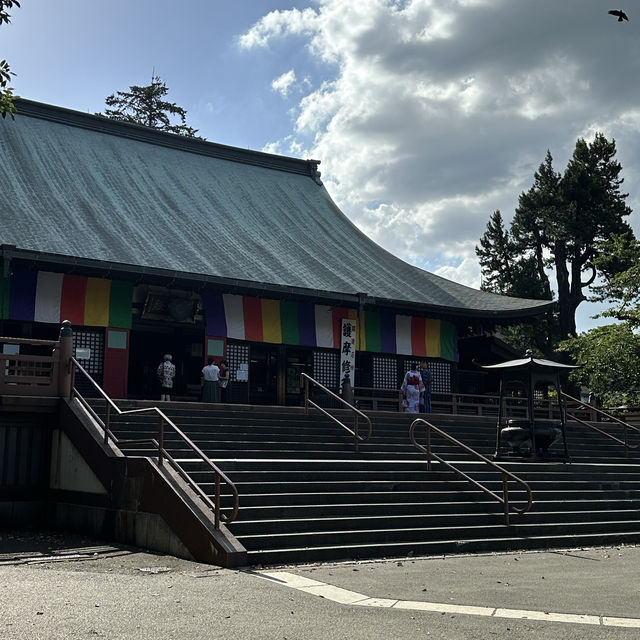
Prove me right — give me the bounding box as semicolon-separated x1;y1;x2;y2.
9;267;37;321
298;302;317;347
380;311;397;354
202;290;227;336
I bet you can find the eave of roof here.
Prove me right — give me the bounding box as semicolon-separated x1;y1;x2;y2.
0;99;554;321
1;244;554;320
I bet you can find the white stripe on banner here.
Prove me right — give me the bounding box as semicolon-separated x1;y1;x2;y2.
223;294;245;340
34;271;64;323
395;315;412;355
314;305;334;348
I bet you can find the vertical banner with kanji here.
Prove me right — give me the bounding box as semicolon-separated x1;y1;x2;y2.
340;318;357;387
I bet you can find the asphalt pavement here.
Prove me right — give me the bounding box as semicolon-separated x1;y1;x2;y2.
1;530;639;639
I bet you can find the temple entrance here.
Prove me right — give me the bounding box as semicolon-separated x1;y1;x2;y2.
284;347;313;406
128;324;204;400
249;344;279;405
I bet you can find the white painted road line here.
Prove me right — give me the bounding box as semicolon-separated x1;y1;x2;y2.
256;570;640;628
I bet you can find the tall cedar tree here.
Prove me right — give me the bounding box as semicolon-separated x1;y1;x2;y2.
476;133;633;348
101;75;199;138
0;0;20;118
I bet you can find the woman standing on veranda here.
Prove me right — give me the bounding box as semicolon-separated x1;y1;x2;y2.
218;359;231;402
401;363;425;413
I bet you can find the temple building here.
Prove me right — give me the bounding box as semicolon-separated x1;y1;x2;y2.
0;99;552;404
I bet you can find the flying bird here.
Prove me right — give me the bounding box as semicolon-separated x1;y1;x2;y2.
608;9;629;21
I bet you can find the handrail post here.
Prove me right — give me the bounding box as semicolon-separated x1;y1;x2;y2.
214;475;221;529
104;404;111;444
158;415;165;466
354;415;359;453
624;425;629;458
303;375;309;414
426;423;432;471
503;473;510;525
58;320;73;398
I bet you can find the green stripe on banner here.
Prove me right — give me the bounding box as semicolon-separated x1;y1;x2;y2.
0;275;9;319
440;321;455;361
280;300;299;346
364;310;382;353
108;280;133;329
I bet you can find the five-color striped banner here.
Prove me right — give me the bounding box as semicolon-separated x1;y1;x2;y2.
203;292;457;361
0;267;133;328
0;268;457;361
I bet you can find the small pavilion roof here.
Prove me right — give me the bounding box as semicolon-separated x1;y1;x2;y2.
479;351;580;370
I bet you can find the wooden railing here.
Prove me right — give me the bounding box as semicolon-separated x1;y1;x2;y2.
336;386;599;422
562;392;640;455
0;336;60;396
70;357;239;529
409;417;533;525
301;373;372;452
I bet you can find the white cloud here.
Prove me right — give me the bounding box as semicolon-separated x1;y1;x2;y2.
244;0;640;305
239;7;319;49
271;69;297;97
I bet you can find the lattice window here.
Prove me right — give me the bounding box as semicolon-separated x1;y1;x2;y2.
430;361;451;393
226;342;249;383
402;359;451;393
373;356;398;390
313;350;339;388
73;329;105;395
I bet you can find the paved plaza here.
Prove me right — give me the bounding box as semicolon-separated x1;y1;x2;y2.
1;531;639;639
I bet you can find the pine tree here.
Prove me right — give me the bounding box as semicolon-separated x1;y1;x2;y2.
477;134;633;346
100;75;200;138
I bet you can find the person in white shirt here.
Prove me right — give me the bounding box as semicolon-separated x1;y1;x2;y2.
201;357;220;403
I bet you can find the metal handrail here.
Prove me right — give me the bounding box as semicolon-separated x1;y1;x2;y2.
301;372;372;452
0;336;60;346
409;417;533;525
69;357;239;528
561;392;640;453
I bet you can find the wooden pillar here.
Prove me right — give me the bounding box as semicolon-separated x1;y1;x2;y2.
58;320;73;398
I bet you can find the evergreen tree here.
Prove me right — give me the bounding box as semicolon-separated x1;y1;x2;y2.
476;210;515;295
100;75;200;138
476;134;633;348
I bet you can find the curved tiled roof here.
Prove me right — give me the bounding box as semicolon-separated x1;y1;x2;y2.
0;99;552;318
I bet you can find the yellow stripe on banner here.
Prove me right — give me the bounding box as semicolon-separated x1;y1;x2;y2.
425;318;441;357
84;278;111;327
261;298;282;343
358;311;366;351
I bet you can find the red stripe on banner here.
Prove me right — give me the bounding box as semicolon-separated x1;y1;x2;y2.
332;307;351;349
411;317;427;357
60;274;88;325
243;296;263;342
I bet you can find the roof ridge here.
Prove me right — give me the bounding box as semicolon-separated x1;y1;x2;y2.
13;98;320;178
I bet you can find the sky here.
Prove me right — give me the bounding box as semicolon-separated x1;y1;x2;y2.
4;0;640;332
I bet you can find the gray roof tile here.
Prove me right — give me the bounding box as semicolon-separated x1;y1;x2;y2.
0;100;552;318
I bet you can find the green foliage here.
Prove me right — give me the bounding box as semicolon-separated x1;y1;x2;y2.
0;0;19;26
0;1;20;119
591;232;640;327
559;323;640;407
100;75;200;138
476;134;633;349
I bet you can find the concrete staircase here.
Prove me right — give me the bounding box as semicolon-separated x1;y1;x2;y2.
90;401;640;565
